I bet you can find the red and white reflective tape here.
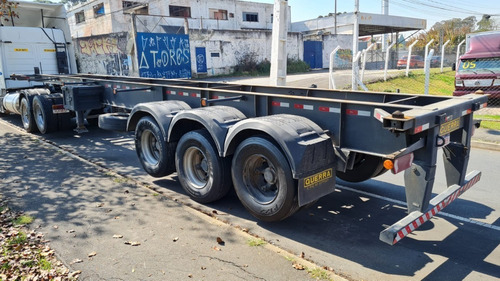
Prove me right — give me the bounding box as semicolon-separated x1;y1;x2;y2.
318;106;341;113
414;123;429;134
294;104;314;110
271;101;290;108
105;84;111;88
346;109;371;117
191;93;201;98
479;103;487;109
125;86;131;90
374;108;390;122
462;108;472;116
213;95;226;99
178;91;189;97
391;172;481;245
166;90;176;95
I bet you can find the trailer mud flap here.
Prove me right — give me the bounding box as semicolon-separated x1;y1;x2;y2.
298;167;336;206
380;170;481;245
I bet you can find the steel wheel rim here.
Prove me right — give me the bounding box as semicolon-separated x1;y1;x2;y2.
140;129;161;165
183;147;208;189
20;101;30;128
242;154;278;204
33;102;45;131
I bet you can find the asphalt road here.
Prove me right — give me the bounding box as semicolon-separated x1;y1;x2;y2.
1;114;499;281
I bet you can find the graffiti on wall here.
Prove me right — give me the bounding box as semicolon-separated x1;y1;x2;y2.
136;32;191;79
334;49;352;69
75;33;130;76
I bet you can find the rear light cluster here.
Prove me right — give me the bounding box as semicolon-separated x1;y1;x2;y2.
383;153;414;174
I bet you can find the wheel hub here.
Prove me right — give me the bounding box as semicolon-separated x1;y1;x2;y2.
263;167;276;185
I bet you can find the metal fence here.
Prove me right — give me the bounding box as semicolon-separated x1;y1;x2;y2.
329;45;500;113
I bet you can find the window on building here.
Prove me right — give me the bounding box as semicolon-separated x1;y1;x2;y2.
93;3;105;17
211;53;220;57
209;9;228;20
229;13;234;18
169;5;191;18
75;10;85;24
243;12;258;22
122;1;148;15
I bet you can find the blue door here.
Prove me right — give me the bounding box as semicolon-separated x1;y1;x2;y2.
303;41;323;69
195;47;207;73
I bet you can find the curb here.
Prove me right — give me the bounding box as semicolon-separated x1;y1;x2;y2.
471;140;500;152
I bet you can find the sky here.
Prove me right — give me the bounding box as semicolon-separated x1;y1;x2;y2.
244;0;500;30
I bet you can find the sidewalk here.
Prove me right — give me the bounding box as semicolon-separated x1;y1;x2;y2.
0;123;325;281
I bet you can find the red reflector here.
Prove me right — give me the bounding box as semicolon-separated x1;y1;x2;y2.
346;109;358;115
392;153;414;174
319;106;329;112
272;101;280;106
294;104;304;109
52;104;64;110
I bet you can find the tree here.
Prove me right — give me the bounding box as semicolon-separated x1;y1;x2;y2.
477;14;495;32
0;0;19;24
406;16;477;49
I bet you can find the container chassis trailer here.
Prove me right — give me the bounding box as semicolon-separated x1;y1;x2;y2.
0;73;488;245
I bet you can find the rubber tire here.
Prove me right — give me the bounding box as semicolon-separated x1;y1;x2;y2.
175;129;232;203
336;154;385;183
135;116;176;177
232;137;298;222
20;97;38;133
32;95;58;134
98;113;129;131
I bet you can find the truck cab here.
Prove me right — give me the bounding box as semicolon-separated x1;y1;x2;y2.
454;32;500;98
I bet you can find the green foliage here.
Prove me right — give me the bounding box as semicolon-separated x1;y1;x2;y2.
233;53;309;76
287;58;310;74
39;258;52;270
247;238;266;247
13;215;34;226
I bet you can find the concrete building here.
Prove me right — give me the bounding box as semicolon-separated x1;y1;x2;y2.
68;0;282;37
68;0;301;77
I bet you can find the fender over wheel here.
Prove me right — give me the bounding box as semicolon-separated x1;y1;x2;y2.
135;116;176;177
175;129;232;203
232;137;298;222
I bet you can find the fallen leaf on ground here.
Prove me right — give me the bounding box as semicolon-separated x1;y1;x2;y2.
96;203;104;208
67;229;75;233
212;210;218;214
299;252;305;258
124;241;141;246
201;266;206;270
212;246;221;251
216;237;225;245
188;274;193;278
70;259;83;265
88;252;97;257
292;261;304;270
173;237;179;242
113;234;123;239
53;225;59;229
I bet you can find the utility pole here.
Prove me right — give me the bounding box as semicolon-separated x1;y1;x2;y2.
382;0;388;51
352;0;359;90
334;0;337;34
270;0;288;86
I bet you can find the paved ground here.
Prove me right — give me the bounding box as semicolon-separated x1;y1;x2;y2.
0;122;325;281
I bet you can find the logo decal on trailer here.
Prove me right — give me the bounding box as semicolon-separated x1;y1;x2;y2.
303;168;333;189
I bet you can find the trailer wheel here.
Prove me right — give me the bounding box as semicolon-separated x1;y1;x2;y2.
98;113;129;131
336;154;385;183
232;137;298;222
32;95;58;134
175;129;231;203
135;116;175;177
20;97;38;133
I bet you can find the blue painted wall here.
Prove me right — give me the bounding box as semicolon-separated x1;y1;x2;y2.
136;32;192;79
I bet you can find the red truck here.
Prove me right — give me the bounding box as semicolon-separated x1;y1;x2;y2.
454;31;500;98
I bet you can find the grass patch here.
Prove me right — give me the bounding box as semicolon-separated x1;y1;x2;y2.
247;238;266;247
476;115;500;121
113;177;128;184
8;231;27;245
366;69;456;96
307;267;331;280
479;120;500;131
39;257;52;270
13;215;34;226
